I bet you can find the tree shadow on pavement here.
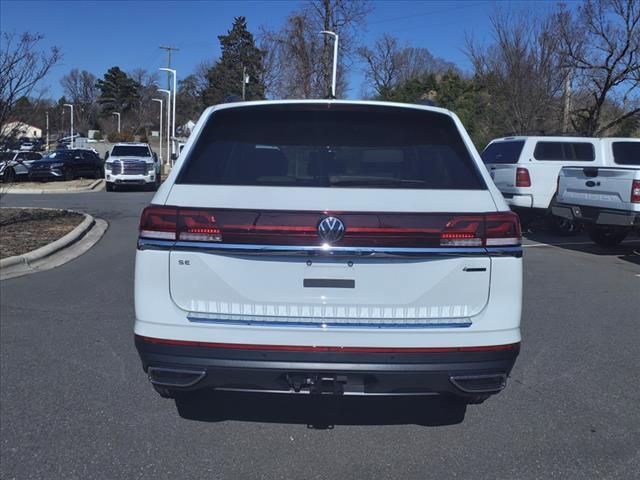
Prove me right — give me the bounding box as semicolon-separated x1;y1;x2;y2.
174;390;467;428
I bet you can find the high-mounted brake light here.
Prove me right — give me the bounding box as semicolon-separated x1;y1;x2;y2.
631;180;640;204
516;167;531;187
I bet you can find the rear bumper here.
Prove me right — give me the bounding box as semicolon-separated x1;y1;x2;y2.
135;335;520;397
502;193;533;209
552;203;639;227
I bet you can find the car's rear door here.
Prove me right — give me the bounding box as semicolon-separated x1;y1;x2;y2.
150;104;518;328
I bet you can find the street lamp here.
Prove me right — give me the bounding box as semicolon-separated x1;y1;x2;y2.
152;98;163;165
63;103;74;148
158;89;171;167
319;30;338;98
112;112;121;133
45;111;49;151
159;67;177;158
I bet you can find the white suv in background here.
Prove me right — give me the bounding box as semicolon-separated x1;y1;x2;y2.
134;100;522;405
482;136;603;233
104;143;160;191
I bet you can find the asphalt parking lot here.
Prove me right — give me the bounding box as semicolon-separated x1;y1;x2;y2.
1;191;639;479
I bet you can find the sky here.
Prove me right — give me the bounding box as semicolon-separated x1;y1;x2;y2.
0;0;570;100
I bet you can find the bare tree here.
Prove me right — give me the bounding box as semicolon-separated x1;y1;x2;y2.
60;69;97;133
0;32;61;143
466;10;567;135
556;0;639;135
358;34;457;97
261;0;371;99
129;68;159;135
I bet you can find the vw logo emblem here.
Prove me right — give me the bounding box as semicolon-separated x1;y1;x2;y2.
317;216;345;243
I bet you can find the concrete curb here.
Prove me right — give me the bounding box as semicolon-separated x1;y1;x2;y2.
2;179;104;195
1;210;96;275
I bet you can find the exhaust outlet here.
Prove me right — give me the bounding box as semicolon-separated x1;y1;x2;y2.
449;373;507;394
148;367;206;388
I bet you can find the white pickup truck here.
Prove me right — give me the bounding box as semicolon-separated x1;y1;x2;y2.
552;138;640;246
481;136;602;234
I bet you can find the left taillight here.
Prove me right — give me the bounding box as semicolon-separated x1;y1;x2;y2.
631;180;640;204
139;206;178;240
139;206;222;242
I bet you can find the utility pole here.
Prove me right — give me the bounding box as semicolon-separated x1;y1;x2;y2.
563;70;573;134
45;111;49;150
159;45;179;91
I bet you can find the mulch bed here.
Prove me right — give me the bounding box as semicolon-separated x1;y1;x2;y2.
0;208;84;259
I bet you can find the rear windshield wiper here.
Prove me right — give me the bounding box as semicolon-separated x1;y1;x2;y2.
328;176;428;187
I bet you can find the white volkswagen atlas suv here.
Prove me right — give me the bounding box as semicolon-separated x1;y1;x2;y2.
134;100;522;404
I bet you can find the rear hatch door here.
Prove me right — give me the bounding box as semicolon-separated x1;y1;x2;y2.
160;103;511;327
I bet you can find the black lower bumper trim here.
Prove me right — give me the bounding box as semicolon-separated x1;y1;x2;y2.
135;336;520;397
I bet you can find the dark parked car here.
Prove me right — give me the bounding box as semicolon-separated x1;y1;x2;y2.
29;149;103;181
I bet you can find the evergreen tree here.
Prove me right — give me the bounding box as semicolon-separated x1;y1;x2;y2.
95;67;140;114
202;17;265;105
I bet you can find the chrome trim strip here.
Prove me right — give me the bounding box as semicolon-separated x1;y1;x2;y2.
186;315;472;329
138;238;522;257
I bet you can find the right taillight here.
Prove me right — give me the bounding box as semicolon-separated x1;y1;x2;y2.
631;180;640;203
516;167;531;187
483;211;521;246
440;212;521;247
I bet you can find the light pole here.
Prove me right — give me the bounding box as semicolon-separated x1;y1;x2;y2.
158;89;171;168
45;111;49;151
152;98;163;165
159;67;177;159
63;103;74;148
112;112;121;133
319;30;338;98
242;65;249;100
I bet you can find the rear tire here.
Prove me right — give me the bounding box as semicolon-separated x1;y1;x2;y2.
105;182;114;192
586;226;630;247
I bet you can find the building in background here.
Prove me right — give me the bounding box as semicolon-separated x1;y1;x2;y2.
1;121;43;139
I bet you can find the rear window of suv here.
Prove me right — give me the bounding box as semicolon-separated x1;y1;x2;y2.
481;141;525;164
177;104;485;190
111;146;150;157
612;141;640;165
533;141;595;161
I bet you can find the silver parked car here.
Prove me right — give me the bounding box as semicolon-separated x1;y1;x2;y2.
0;151;43;182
